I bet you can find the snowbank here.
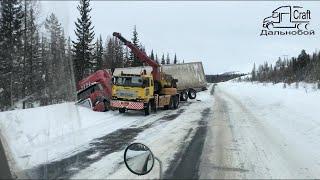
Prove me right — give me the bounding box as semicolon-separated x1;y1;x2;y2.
215;81;320;178
0;103;133;171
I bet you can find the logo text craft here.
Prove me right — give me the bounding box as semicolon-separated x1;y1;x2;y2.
261;6;314;36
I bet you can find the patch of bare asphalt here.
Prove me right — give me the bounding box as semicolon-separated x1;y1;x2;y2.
164;107;211;179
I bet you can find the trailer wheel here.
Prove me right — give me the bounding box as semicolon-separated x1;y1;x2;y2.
119;108;125;113
144;103;151;116
180;91;188;101
188;89;197;99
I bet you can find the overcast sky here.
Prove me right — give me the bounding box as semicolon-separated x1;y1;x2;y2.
40;1;320;75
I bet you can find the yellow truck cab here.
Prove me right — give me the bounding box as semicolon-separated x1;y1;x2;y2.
111;73;155;115
111;72;179;115
112;74;154;101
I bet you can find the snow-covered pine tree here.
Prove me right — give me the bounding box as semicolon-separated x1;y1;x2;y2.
161;54;165;65
155;54;159;64
130;25;142;67
0;0;24;109
123;46;130;67
23;1;42;98
45;13;69;103
65;37;77;101
72;0;95;82
166;53;170;64
93;35;103;70
173;53;177;64
150;50;154;60
251;63;256;81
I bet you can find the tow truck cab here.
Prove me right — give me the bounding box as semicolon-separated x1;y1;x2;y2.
111;74;154;101
111;73;179;115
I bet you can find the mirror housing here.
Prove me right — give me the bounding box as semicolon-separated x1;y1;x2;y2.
124;143;155;175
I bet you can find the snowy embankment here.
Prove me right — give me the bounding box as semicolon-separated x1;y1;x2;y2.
0;103;140;173
200;81;320;178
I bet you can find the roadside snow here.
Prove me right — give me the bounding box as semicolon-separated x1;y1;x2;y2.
0;103;136;172
200;81;320;178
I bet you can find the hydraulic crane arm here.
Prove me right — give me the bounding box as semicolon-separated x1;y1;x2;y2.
113;32;161;81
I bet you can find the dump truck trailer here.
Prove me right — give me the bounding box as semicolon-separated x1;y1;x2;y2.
110;61;207;101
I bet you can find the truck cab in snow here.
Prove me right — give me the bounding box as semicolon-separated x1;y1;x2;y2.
76;70;112;111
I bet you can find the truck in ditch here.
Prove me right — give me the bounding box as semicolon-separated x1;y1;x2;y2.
76;70;112;111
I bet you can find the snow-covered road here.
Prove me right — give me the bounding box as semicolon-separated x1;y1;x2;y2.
200;82;320;179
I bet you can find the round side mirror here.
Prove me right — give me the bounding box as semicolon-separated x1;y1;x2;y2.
124;143;155;175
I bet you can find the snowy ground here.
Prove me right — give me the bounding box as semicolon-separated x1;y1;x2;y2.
200;81;320;179
0;85;213;179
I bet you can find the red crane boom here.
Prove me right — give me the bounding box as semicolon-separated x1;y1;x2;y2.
113;32;161;81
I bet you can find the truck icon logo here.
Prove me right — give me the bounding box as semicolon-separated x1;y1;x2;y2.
262;6;311;30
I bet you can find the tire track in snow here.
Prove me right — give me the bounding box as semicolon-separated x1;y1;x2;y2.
164;107;212;179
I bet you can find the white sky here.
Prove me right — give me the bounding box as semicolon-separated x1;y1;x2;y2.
39;1;320;74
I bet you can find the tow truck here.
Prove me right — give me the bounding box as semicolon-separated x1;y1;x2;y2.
111;32;180;115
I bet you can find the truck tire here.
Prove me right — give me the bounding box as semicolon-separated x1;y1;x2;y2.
144;103;151;116
173;95;179;109
169;96;174;109
180;91;188;101
119;108;125;113
188;89;197;99
151;100;157;112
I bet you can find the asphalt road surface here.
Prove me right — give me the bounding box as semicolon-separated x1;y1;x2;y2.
0;137;12;179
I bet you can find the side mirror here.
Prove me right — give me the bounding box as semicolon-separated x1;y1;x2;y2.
124;143;155;175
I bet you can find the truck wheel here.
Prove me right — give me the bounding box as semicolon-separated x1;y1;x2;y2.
188;89;197;99
173;95;179;109
119;108;125;113
169;96;174;109
151;100;157;112
144;103;151;116
180;91;188;101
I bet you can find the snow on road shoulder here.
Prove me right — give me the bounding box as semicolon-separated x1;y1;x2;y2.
0;103;134;172
216;81;320;178
71;85;214;179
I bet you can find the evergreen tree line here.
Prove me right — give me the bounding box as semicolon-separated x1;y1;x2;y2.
206;73;246;83
251;49;320;84
0;1;76;110
0;0;182;110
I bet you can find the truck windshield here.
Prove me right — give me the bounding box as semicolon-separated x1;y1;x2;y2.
77;83;103;100
114;76;145;87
